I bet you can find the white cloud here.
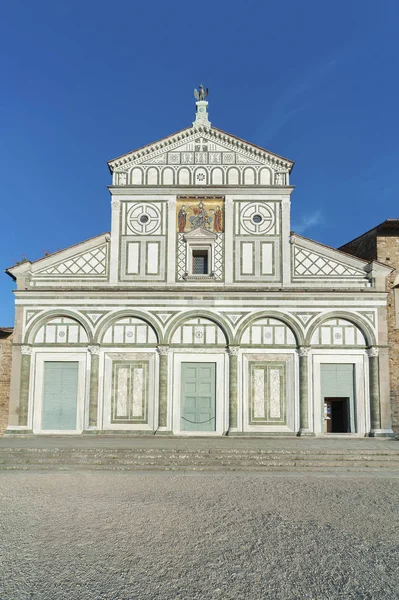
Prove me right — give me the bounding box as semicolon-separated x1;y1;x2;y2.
292;210;323;235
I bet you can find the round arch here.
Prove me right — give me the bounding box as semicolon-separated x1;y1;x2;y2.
305;311;376;347
236;311;304;346
165;311;233;346
94;310;161;345
26;310;93;345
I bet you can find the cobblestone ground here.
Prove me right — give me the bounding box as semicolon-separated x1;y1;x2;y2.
0;471;398;599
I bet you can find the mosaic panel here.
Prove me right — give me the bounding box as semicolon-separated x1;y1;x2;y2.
177;197;224;233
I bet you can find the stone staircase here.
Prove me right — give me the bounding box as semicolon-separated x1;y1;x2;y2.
1;443;399;472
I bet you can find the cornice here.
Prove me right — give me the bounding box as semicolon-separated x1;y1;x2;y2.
107;186;296;196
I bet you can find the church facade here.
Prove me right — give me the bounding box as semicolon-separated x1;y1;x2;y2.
6;95;394;437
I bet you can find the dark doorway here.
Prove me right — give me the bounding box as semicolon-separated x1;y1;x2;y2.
324;398;349;433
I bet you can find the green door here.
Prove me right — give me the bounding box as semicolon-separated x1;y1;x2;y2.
42;362;79;431
181;363;216;432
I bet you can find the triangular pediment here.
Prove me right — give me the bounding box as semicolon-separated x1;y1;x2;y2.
183;227;218;241
108;126;294;179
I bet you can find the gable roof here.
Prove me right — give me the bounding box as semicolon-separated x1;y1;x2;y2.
107;125;295;173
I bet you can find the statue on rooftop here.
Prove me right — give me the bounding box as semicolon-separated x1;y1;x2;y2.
194;85;208;101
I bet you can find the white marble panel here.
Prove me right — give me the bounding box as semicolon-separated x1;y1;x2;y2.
242;243;253;274
113;326;124;344
127;243;140;274
261;243;273;274
206;326;215;344
68;325;79;343
321;327;331;345
132;367;143;417
253;368;265;418
45;326;56;343
147;242;159;274
269;369;281;418
116;367;129;417
136;325;147;343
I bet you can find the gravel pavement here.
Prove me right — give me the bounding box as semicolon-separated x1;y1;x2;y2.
1;471;398;600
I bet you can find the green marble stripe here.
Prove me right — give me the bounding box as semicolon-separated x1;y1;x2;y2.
18;354;31;426
89;353;99;427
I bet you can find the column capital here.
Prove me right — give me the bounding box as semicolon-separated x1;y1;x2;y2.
21;345;32;356
298;346;310;357
227;346;240;356
88;345;100;355
157;345;170;356
367;347;379;358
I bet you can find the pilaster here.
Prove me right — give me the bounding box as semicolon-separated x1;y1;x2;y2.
224;196;234;284
157;345;170;428
88;345;100;428
167;197;177;284
298;347;312;435
281;195;291;286
109;198;121;284
228;346;239;430
18;345;32;427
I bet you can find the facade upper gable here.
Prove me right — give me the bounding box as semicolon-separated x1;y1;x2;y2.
108;127;294;187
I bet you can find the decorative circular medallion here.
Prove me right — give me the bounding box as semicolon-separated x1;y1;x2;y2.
58;331;66;338
128;203;161;235
334;333;342;340
126;331;134;338
240;203;275;234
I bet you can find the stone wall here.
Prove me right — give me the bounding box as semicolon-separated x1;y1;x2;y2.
377;236;399;432
0;330;13;434
341;225;399;433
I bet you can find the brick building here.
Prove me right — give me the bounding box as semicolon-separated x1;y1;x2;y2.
340;220;399;432
0;327;13;433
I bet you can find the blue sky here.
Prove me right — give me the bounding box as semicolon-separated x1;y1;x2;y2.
1;0;398;325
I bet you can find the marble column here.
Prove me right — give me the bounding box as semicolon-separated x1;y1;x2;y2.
88;345;100;428
157;345;170;428
228;346;239;430
18;346;32;426
298;347;310;433
368;347;381;431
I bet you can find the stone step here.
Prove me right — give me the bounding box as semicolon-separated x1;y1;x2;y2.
1;446;399;471
1;462;399;472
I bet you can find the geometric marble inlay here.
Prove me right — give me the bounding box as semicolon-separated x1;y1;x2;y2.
39;245;108;276
294;246;365;277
